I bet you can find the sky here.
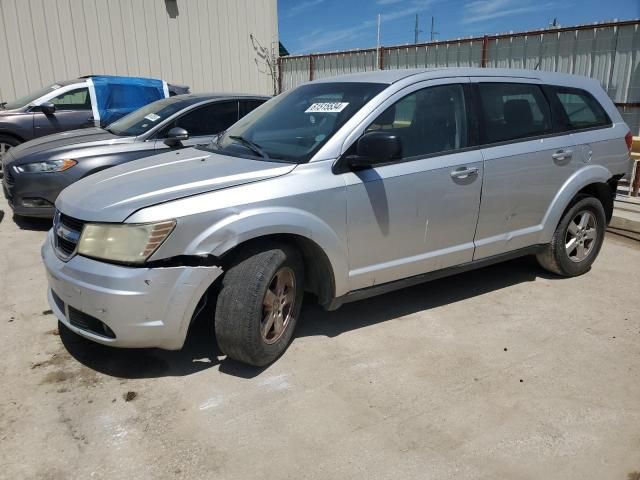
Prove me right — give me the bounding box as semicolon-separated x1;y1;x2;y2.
278;0;640;55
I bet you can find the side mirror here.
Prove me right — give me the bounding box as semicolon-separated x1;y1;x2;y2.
39;102;56;115
348;131;401;169
164;127;189;147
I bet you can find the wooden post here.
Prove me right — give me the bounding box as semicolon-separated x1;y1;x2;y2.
481;35;489;67
277;56;282;94
309;55;315;81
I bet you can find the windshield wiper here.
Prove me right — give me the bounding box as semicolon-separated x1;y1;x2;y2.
228;135;269;159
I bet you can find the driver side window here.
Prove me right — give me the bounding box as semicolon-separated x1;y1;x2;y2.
366;84;468;160
49;88;91;111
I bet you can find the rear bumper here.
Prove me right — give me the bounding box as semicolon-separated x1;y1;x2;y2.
42;232;223;350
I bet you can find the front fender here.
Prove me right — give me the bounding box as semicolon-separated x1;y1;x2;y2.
539;164;612;243
186;207;349;297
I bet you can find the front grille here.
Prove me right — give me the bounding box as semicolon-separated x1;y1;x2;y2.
68;306;116;339
51;290;65;314
57;236;77;256
53;211;85;259
59;213;85;232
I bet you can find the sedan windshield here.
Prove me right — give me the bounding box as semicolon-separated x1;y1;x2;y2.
3;84;64;110
204;82;386;163
106;97;187;137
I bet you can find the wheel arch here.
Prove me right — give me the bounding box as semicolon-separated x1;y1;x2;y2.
0;130;24;144
540;164;616;243
217;233;337;308
180;208;349;305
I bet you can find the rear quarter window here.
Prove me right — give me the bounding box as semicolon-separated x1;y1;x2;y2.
548;87;611;131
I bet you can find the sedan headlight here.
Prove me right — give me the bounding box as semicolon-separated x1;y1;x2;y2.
15;159;77;173
77;220;176;264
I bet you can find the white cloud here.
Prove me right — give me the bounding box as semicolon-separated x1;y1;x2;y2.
285;0;326;18
462;0;555;24
294;0;438;53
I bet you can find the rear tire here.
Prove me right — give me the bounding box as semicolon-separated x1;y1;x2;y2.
536;195;606;277
215;243;304;367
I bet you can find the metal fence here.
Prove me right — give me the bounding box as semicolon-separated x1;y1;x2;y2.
279;20;640;133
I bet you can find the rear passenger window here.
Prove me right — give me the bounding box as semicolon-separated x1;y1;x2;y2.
478;83;552;144
551;87;610;131
165;101;239;136
366;84;467;159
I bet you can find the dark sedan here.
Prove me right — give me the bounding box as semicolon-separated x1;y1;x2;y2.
2;93;268;218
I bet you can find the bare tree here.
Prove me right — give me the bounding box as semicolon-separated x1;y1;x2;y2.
250;34;278;95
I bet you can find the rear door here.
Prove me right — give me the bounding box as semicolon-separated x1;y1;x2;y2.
33;87;94;137
544;85;615;167
239;99;267;118
344;80;484;290
154;101;240;150
472;79;578;260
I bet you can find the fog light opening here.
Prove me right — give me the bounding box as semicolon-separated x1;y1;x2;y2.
21;197;53;208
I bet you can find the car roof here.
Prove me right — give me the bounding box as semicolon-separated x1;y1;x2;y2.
313;67;595;87
163;93;270;108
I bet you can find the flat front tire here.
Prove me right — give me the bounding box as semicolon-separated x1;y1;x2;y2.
536;195;606;277
215;243;304;366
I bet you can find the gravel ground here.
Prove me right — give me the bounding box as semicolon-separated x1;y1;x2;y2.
1;194;639;480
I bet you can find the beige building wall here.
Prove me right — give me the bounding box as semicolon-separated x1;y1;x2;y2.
0;0;279;102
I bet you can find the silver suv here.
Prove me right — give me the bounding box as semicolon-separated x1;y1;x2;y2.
42;68;633;366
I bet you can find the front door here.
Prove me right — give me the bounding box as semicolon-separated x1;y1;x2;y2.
33;87;94;137
344;82;483;291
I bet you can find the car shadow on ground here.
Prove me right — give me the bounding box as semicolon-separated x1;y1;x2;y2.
297;256;553;339
60;256;555;380
13;214;52;231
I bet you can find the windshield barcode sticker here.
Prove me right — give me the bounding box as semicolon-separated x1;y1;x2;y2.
305;102;349;113
144;113;161;122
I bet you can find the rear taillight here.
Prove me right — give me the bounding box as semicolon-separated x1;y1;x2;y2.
625;131;633;154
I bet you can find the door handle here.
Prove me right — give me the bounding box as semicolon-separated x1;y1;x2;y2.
450;166;479;179
552;149;573;161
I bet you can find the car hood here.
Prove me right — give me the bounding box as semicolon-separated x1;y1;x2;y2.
56;147;297;222
8;128;134;164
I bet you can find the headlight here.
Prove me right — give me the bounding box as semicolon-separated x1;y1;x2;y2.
77;220;176;264
15;159;77;173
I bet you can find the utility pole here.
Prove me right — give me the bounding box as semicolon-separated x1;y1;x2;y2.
376;14;381;69
430;16;439;41
414;14;419;44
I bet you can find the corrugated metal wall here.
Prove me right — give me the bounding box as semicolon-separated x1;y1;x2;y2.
280;21;640;132
0;0;279;102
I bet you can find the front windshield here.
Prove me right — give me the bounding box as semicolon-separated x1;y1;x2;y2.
106;97;187;137
3;84;63;110
205;82;386;163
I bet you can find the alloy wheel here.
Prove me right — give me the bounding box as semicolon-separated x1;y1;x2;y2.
565;210;597;262
261;267;296;344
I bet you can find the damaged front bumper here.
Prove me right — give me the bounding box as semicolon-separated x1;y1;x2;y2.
41;231;223;350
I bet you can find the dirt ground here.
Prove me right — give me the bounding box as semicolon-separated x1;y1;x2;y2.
1;194;639;480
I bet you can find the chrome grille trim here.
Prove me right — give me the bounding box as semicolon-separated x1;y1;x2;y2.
53;210;85;261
